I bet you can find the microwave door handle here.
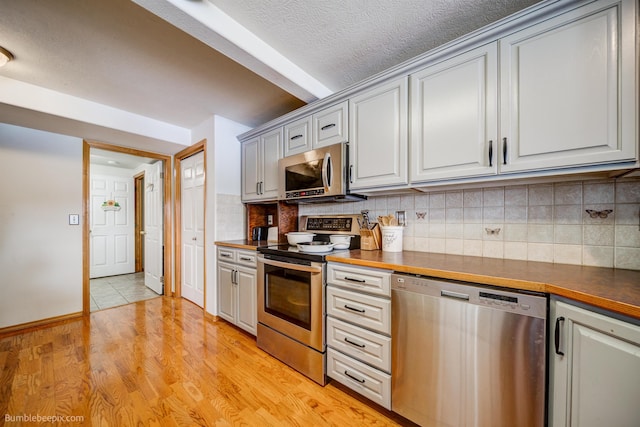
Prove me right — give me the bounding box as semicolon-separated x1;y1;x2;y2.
322;151;332;191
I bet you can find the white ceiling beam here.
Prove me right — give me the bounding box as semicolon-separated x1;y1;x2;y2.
133;0;333;103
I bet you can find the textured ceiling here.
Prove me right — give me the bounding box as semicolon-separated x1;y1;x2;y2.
209;0;541;91
0;0;540;148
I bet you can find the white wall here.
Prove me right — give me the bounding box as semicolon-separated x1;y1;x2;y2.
192;115;249;316
0;123;83;328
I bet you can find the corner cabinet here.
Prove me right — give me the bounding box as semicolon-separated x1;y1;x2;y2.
349;77;408;190
499;0;637;173
241;128;282;202
217;247;257;335
549;298;640;427
410;43;498;182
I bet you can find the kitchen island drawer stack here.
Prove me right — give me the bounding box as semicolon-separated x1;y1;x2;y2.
326;262;392;409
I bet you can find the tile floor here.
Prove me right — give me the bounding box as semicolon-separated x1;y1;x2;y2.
90;272;161;311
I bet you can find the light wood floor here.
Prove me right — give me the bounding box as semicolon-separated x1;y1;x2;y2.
0;297;413;426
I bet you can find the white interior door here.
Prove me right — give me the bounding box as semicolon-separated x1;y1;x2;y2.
144;161;163;294
90;172;134;278
181;151;205;307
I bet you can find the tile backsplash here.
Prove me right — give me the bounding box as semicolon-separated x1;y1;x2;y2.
216;193;245;241
299;178;640;270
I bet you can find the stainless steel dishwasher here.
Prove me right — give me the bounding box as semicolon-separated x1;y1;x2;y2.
391;273;547;427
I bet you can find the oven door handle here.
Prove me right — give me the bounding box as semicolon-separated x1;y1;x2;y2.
259;256;323;274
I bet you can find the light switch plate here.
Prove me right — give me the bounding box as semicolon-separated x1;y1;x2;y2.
69;214;80;225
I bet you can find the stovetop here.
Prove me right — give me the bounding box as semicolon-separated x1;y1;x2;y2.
258;243;351;263
257;214;361;263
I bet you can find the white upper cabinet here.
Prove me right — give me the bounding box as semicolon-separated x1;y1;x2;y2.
241;127;282;202
349;77;409;190
410;43;498;183
284;116;312;156
313;101;348;148
499;0;637;173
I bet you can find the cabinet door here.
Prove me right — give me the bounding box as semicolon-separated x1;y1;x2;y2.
236;266;257;336
241;137;260;201
410;43;498;182
550;300;640;427
284;116;312;157
500;0;637;173
349;77;408;190
313;101;348;148
260;128;282;200
217;262;236;324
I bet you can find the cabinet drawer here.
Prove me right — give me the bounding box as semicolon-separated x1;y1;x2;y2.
217;248;236;262
327;286;391;334
313;101;348;147
284;116;312;156
236;250;257;268
327;348;391;410
327;263;391;297
327;317;391;373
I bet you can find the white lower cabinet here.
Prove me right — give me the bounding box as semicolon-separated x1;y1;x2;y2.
216;247;257;335
326;263;392;409
549;298;640;427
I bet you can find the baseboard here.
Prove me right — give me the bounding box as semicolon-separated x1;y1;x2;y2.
0;311;83;337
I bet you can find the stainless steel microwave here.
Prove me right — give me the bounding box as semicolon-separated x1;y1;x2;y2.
278;143;365;203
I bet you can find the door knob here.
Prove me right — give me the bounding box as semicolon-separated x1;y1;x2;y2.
140;231;146;235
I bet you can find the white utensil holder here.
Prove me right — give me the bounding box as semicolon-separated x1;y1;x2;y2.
380;226;403;252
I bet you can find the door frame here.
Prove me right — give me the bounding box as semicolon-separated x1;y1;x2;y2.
83;140;173;315
174;139;206;304
134;171;145;273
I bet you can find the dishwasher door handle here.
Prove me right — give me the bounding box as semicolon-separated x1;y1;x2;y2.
441;290;470;301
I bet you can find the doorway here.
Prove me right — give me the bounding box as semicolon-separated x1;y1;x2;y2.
83;141;172;315
175;140;206;308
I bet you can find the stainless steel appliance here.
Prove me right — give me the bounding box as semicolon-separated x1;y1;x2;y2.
251;226;269;241
391;273;547;427
257;215;361;385
278;143;365;203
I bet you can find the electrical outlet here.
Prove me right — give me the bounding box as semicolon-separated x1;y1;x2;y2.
267;215;273;225
69;214;80;225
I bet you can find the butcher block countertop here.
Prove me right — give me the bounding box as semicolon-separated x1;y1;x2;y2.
215;240;262;250
326;250;640;320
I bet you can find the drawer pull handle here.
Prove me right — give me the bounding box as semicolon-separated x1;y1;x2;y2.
344;304;365;313
344;337;366;348
291;134;303;140
344;276;366;283
321;123;336;131
221;253;232;258
344;370;365;384
239;257;252;261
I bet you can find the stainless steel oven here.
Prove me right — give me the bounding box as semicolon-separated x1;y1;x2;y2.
256;214;361;386
257;254;326;384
